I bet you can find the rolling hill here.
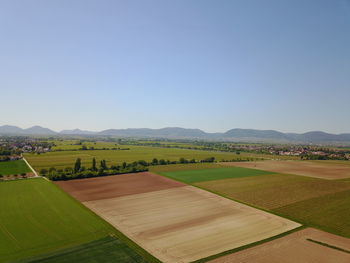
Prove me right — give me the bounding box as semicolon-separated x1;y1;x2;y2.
0;125;349;144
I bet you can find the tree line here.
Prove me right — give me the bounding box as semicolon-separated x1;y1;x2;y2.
39;156;218;181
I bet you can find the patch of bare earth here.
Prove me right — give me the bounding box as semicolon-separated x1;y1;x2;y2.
221;160;350;180
83;185;300;263
209;228;350;263
54;172;185;201
1;172;35;180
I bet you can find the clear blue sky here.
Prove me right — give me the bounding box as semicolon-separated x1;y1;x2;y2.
1;0;350;133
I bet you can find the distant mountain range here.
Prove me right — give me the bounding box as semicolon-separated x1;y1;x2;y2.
1;125;350;144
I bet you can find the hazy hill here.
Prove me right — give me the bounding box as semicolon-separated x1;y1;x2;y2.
98;127;207;138
0;125;350;144
60;129;97;135
223;128;289;140
24;126;56;135
0;125;56;135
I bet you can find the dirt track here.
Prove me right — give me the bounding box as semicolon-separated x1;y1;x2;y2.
55;172;185;201
209;228;350;263
83;185;300;263
221;160;350;180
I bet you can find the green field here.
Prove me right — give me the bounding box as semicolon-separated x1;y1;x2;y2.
0;160;31;175
51;139;201;151
274;189;350;238
192;171;350;238
159;167;273;183
195;173;350;209
24;145;258;172
21;236;147;263
0;178;154;263
150;163;222;173
51;140;121;151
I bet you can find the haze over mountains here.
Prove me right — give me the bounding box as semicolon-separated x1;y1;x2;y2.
1;125;350;144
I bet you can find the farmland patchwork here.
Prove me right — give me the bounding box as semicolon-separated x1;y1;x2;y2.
159;167;273;183
208;228;350;263
57;172;300;263
0;178;130;262
221;160;350;180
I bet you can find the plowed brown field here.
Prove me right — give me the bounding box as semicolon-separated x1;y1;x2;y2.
83;185;300;263
55;172;185;201
221;160;350;179
209;228;350;263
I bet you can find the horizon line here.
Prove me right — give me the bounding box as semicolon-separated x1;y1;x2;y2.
1;124;349;135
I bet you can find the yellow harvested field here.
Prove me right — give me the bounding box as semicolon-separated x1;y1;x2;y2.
209;228;350;263
84;186;300;263
221;160;350;180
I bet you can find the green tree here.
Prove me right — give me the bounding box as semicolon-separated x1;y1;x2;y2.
179;157;188;164
40;169;48;176
100;159;107;170
152;158;159;165
65;167;72;173
92;158;97;171
74;158;81;173
138;160;148;166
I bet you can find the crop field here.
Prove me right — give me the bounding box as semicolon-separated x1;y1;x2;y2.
222;160;350;180
58;172;300;263
0;160;31;175
23;145;256;171
50;139;200;151
194;169;350;237
149;163;222;173
55;172;185;201
51;140;121;151
274;190;350;237
0;178;153;263
195;173;350;209
209;228;350;263
310;160;350;167
159;167;273;183
22;236;147;263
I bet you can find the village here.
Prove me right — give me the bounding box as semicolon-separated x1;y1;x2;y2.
227;143;350;160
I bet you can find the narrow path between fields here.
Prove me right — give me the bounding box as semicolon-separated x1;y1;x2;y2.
22;156;39;177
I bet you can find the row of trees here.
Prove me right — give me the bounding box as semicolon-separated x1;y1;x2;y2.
40;156;218;181
40;158;148;181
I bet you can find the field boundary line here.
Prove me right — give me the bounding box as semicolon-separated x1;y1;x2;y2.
152;171;302;224
306;238;350;254
22;157;39;177
191;226;305;263
151;171;304;262
51;181;161;263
